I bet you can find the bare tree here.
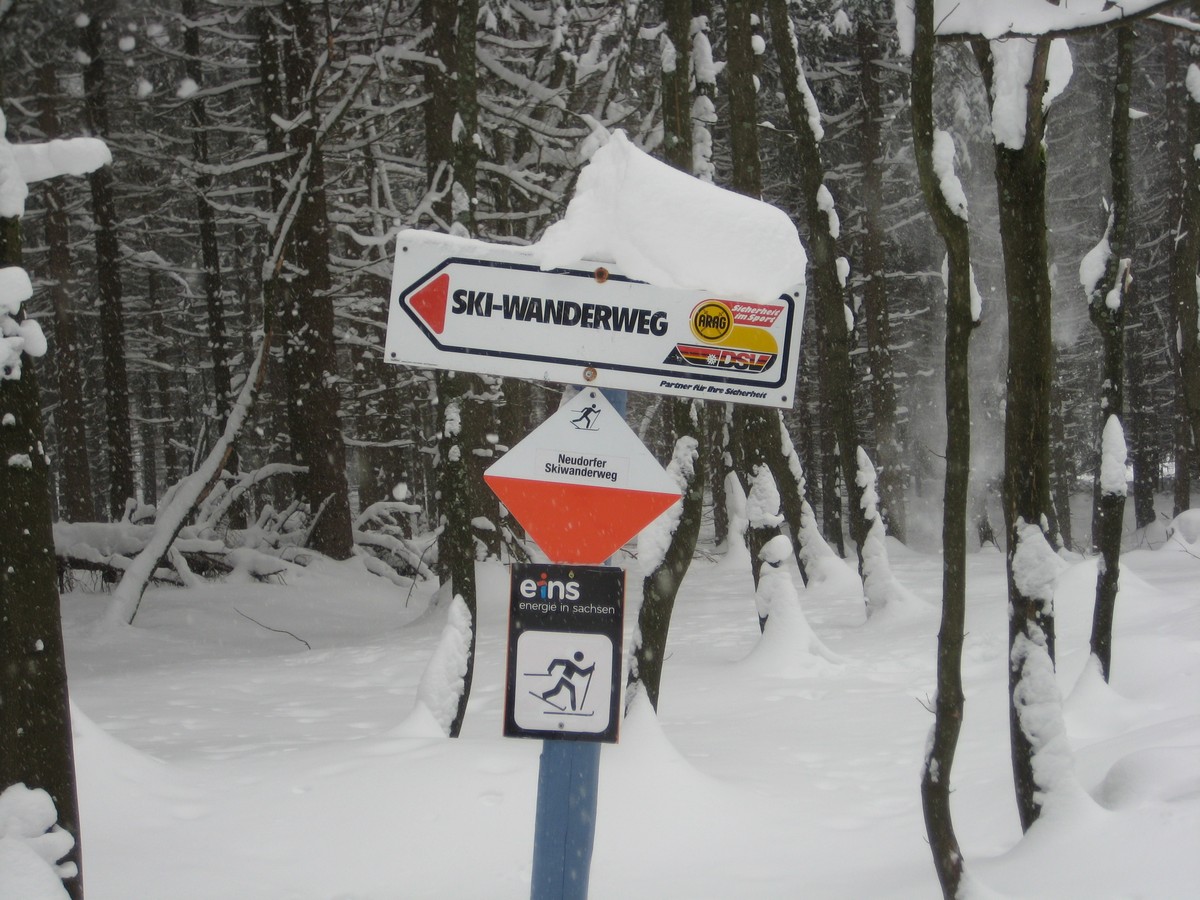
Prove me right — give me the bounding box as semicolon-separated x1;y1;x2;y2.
80;0;133;519
1084;25;1136;682
909;0;978;892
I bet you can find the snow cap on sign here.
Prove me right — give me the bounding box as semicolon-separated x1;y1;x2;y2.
533;130;806;304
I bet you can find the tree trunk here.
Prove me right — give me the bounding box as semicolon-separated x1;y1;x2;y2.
912;2;974;892
1167;25;1200;488
0;218;83;899
1087;26;1135;682
631;401;704;710
182;0;234;432
706;401;730;547
856;11;905;543
765;0;869;575
279;0;354;560
37;63;93;523
625;0;705;712
81;1;133;519
1125;325;1159;527
1049;370;1075;551
422;0;484;733
436;374;483;737
726;0;761;199
974;34;1061;833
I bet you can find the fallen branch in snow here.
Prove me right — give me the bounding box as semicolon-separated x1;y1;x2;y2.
104;335;270;628
233;608;311;650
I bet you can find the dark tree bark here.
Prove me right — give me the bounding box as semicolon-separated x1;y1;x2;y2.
856;10;905;543
182;0;233;432
705;400;730;548
973;34;1060;834
278;0;354;560
911;1;975;893
147;273;182;490
725;0;784;587
37;62;93;523
1167;24;1200;488
1049;368;1075;551
725;0;761;199
437;377;480;738
628;5;705;711
661;0;693;173
1087;26;1136;683
0;219;83;899
765;0;869;580
630;401;704;710
80;1;133;519
421;0;457;226
1124;314;1159;528
421;0;486;734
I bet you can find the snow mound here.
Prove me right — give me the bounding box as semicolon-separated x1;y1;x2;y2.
1063;656;1140;741
412;595;473;735
610;690;706;777
742;561;842;677
390;700;449;739
1165;509;1200;552
1095;747;1200;809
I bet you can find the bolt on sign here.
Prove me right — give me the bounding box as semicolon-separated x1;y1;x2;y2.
504;563;625;744
385;231;804;408
483;388;681;566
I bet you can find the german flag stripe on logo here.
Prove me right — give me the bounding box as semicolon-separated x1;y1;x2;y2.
664;344;777;374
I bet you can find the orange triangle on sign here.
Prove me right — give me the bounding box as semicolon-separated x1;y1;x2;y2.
484;475;678;565
408;272;450;334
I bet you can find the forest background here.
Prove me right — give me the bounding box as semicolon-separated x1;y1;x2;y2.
1;0;1195;564
1;1;1199;898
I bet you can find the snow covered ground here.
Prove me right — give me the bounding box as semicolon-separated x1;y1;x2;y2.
62;501;1199;899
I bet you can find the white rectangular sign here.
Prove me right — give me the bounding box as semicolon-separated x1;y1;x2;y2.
385;232;804;408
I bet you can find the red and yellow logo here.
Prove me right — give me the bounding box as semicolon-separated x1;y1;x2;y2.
669;299;781;373
691;301;734;342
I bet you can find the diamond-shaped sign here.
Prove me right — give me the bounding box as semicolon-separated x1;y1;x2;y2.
484;389;681;564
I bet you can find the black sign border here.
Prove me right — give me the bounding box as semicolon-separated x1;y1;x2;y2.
503;563;625;744
393;253;799;391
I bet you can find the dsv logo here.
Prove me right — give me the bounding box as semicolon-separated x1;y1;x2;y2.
519;572;581;601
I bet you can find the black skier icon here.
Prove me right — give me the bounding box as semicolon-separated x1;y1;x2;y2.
570;403;601;430
530;651;595;715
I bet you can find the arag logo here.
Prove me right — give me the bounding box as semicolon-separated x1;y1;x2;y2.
691;300;733;343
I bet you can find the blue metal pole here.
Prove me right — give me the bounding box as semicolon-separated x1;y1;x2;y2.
529;386;624;899
530;740;602;900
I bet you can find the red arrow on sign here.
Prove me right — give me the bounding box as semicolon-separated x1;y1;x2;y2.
484;389;680;565
409;272;450;334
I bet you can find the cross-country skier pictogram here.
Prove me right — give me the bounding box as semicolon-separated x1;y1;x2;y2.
570;403;601;430
532;651;595;713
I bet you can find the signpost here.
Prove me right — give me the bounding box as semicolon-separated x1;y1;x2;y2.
384;229;787;900
486;389;678;899
386;231;804;408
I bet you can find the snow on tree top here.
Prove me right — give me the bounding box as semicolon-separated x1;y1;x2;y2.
894;0;1175;53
